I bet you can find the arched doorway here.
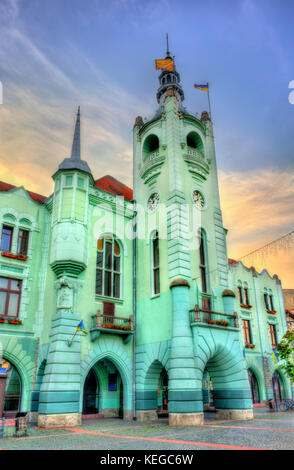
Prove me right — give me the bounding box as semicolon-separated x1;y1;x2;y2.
0;359;22;418
82;358;124;419
157;368;168;416
248;369;260;404
83;368;99;415
272;370;284;402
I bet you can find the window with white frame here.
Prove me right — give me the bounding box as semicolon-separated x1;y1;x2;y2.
96;236;121;299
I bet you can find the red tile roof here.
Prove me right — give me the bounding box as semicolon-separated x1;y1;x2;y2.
95;175;133;201
0;180;46;204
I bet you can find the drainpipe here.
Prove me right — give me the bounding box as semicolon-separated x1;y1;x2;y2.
132;200;137;420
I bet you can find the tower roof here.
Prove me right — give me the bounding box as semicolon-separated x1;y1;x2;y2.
156;35;184;104
58;107;92;175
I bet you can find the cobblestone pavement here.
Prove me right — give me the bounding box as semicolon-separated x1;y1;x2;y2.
0;408;293;450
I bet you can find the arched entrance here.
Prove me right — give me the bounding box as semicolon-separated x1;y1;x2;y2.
157;368;168;417
82;358;124;419
83;369;100;415
0;359;22;418
272;370;284;402
248;369;260;404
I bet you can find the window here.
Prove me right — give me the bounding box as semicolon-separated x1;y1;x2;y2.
152;232;160;295
1;226;13;252
186;131;204;150
244;288;250;306
143;134;159;155
17;230;29;256
0;277;22;317
237;286;244;305
96;236;121;298
269;294;275;311
108;373;117;392
199;230;209;294
264;293;269;310
269;324;277;348
242;319;252;344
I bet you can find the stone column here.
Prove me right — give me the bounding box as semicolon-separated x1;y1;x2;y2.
38;276;82;428
168;279;203;426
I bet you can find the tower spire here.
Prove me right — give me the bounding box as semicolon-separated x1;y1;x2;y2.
70;106;80;161
57;106;92;176
166;33;171;58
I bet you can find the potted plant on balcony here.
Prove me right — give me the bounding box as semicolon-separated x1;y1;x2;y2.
245;344;255;349
0;317;5;323
207;319;215;325
8;319;22;325
240;304;252;309
267;310;277;314
215;319;230;327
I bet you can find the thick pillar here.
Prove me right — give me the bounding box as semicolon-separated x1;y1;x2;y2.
38;277;82;428
0;373;7;418
168;279;203;426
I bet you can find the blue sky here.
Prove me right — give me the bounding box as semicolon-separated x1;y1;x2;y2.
0;0;293;284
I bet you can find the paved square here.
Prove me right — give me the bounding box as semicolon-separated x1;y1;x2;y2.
0;408;293;450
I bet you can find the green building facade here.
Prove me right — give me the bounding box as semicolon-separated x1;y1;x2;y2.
0;49;292;427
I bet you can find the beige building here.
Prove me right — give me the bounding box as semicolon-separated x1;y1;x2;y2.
283;289;294;331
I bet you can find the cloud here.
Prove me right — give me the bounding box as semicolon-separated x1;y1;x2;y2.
220;167;294;287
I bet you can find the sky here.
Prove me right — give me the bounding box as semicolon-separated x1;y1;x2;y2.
0;0;293;287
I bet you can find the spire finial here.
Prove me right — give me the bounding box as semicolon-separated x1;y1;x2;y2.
70;106;80;160
166;33;170;58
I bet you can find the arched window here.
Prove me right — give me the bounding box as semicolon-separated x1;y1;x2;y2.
152;232;160;295
199;230;209;294
96;236;121;298
186;131;204;150
143;134;159;155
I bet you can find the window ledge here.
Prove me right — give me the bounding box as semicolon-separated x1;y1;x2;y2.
95;295;123;304
1;252;27;261
151;294;160;300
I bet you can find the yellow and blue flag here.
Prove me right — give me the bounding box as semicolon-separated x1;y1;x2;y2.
76;320;88;335
194;83;209;92
271;348;280;364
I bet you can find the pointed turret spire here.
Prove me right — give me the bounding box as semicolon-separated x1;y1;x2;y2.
156;36;184;104
166;33;171;59
57;107;92;176
70;106;81;160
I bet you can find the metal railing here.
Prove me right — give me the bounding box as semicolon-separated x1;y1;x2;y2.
190;304;239;328
91;310;133;332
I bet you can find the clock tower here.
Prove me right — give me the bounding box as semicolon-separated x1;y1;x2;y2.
133;44;252;425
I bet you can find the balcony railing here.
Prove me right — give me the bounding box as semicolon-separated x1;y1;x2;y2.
190;304;239;328
90;310;134;344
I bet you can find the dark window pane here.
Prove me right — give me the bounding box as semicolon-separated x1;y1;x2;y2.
154;268;160;295
244;288;249;305
113;274;120;298
200;267;207;293
96;252;103;267
113;256;120;272
96;269;103;295
104;271;112;297
238;287;244;304
199;235;205;265
153;236;159;268
105;242;112;270
269;295;274;311
17;229;29;255
264;294;269;310
108;373;117;391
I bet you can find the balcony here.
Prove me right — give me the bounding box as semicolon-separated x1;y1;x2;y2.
90;310;134;344
139;151;165;184
190;304;239;330
183;147;210;182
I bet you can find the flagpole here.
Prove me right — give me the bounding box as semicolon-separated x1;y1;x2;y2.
207;82;212;120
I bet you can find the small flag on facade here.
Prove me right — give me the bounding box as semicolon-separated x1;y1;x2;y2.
194;83;209;92
155;59;174;71
243;347;246;358
271;348;280;364
76;320;88;335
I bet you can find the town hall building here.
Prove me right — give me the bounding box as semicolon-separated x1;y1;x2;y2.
0;47;292;427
